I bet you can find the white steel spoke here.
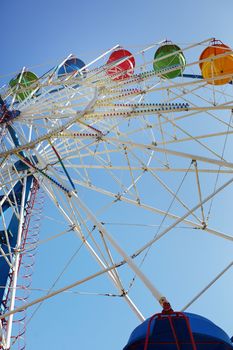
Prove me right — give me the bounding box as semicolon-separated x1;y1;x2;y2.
181;261;233;311
39;178;145;321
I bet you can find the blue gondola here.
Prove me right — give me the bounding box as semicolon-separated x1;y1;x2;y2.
123;311;233;350
57;56;86;78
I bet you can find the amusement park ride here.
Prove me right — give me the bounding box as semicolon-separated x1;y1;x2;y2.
0;38;233;349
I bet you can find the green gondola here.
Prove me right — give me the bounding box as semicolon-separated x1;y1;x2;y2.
153;43;186;79
9;71;38;102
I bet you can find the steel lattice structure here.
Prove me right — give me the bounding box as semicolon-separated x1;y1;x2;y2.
0;38;233;349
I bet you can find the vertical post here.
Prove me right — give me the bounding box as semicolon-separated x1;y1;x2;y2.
0;320;6;349
5;174;27;349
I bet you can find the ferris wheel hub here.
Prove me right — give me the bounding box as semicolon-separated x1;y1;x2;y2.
0;98;20;124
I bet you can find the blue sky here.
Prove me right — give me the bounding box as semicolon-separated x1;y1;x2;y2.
2;0;233;80
1;1;233;349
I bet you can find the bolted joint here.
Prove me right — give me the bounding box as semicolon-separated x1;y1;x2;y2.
120;289;128;297
201;222;207;230
159;297;174;314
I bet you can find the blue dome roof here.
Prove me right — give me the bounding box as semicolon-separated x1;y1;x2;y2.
123;312;233;350
57;57;86;77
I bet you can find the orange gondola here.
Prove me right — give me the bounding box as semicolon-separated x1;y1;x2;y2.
199;39;233;85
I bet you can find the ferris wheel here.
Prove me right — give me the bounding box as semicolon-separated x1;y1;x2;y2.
0;37;233;350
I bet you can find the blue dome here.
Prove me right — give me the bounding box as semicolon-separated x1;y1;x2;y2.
57;57;86;78
123;312;233;350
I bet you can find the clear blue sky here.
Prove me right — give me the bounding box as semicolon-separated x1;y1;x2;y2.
1;1;233;349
